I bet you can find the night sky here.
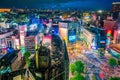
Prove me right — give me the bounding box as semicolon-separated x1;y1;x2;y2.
0;0;119;10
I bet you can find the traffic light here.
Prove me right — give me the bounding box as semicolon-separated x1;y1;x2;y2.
107;30;112;37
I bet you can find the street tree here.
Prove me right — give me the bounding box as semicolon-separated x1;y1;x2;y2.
108;58;117;67
110;77;120;80
70;77;75;80
24;51;31;67
118;55;120;66
118;60;120;66
70;63;76;75
74;74;86;80
92;75;96;80
118;55;120;59
70;74;86;80
75;60;84;73
24;51;30;59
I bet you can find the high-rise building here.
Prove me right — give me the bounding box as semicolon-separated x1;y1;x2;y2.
111;2;120;20
112;2;120;12
59;21;79;45
82;27;107;50
35;34;69;80
113;17;120;44
0;50;23;80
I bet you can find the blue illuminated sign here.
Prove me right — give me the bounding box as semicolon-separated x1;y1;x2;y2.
91;46;98;50
68;29;76;43
32;18;39;24
100;40;105;44
21;46;26;56
68;35;76;42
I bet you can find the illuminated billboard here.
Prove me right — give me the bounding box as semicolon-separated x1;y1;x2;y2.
20;31;25;46
59;22;68;43
103;20;116;30
32;18;39;24
19;25;27;31
21;46;25;56
29;24;37;31
100;40;106;44
25;36;35;54
19;25;26;55
59;28;68;44
59;22;68;28
15;39;20;46
42;35;51;49
68;29;76;43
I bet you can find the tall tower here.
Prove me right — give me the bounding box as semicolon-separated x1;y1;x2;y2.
112;2;120;12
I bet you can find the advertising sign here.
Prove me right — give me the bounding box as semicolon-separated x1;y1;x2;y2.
68;29;76;43
20;31;25;46
19;25;26;31
15;39;20;46
59;22;67;28
21;46;25;56
29;24;37;31
91;46;98;50
42;35;51;49
100;40;106;44
103;20;116;30
13;75;21;80
25;36;35;54
32;18;39;24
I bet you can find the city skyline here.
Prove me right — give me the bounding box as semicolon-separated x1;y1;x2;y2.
0;0;119;10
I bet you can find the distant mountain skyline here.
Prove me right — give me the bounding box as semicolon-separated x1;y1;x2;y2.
0;0;119;10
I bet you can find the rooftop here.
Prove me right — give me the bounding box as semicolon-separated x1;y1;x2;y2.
112;2;120;4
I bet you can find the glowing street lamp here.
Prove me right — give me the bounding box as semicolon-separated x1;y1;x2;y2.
97;10;103;13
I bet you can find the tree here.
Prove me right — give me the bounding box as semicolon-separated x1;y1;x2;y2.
70;63;76;75
118;55;120;59
70;77;75;80
24;51;31;67
70;60;85;80
75;60;84;73
118;55;120;66
74;74;86;80
110;77;120;80
24;51;30;59
118;60;120;66
92;75;96;80
108;58;117;67
70;74;86;80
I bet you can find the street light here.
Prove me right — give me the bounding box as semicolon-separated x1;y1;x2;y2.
97;10;103;13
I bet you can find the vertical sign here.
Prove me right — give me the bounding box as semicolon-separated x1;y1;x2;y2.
19;25;26;56
68;29;76;43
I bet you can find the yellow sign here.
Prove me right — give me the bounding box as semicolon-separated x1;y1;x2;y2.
63;37;68;45
13;75;21;80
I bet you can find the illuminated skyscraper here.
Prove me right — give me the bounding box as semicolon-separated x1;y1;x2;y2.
35;34;69;80
112;2;120;12
111;2;120;20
